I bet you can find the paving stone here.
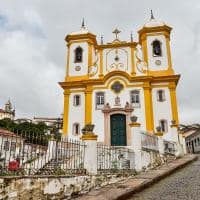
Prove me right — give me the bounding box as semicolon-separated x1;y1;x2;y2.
129;154;200;200
75;154;197;200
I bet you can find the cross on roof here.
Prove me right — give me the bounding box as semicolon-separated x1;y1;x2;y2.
112;28;121;40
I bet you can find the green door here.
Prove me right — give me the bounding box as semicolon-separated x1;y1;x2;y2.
110;114;127;146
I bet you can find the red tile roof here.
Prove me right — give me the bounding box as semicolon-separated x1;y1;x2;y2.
0;129;20;138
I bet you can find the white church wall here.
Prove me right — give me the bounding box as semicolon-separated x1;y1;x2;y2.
92;84;146;142
146;35;168;71
102;47;132;75
152;87;173;137
68;92;85;139
92;89;106;142
68;42;88;76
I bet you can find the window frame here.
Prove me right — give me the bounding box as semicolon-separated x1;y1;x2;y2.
130;90;140;107
95;92;105;110
73;95;81;107
10;142;16;152
74;46;83;63
4;141;10;151
73;123;80;135
159;119;168;133
152;40;162;57
157;89;166;102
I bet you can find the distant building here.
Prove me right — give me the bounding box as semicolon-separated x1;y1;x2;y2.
33;117;63;133
180;124;200;153
0;129;22;166
14;118;32;124
0;100;15;120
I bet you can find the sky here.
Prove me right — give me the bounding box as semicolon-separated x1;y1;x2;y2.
0;0;199;124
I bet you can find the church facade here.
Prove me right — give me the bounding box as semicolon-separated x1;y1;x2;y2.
59;14;180;146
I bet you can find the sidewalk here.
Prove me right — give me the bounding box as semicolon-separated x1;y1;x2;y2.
75;154;197;200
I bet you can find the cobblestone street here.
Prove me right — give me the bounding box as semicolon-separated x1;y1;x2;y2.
129;154;200;200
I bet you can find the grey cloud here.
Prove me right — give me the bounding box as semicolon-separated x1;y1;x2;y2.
0;0;199;123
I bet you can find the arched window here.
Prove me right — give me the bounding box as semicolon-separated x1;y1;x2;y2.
73;123;80;135
159;120;168;133
152;40;162;56
157;90;165;102
74;47;83;63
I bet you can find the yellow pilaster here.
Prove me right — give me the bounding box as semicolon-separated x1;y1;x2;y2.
131;47;136;76
99;49;103;78
62;89;70;135
141;37;148;66
143;82;154;132
88;43;93;67
66;44;70;78
85;86;93;124
166;36;174;74
169;82;179;125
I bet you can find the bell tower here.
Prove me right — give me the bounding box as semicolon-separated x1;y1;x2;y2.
65;20;97;81
138;11;174;75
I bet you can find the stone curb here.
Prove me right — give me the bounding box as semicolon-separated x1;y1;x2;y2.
115;155;198;200
76;155;197;200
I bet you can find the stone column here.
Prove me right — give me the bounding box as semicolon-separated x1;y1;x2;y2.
171;124;184;157
155;130;164;155
129;122;143;171
47;136;57;160
81;133;98;175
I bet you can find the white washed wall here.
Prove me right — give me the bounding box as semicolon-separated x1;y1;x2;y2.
68;92;85;139
152;87;173;138
146;35;168;71
68;42;88;76
102;47;132;75
92;83;146;142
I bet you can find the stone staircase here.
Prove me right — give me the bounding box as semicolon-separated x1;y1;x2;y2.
35;159;63;175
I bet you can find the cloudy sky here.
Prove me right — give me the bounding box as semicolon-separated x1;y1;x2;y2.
0;0;199;124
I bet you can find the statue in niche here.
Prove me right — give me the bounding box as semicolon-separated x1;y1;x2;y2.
115;96;121;106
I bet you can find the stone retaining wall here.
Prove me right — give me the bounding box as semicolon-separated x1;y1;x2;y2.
0;174;132;200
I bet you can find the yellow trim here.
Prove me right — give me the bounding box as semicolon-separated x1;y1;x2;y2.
151;84;168;88
129;122;141;127
68;39;92;45
66;45;70;78
147;69;174;76
170;124;178;128
60;71;180;90
99;49;103;78
131;47;136;76
88;43;93;68
166;37;174;73
142;38;148;66
62;90;70;135
155;131;163;136
85;86;93;125
143;82;154;132
169;82;179;125
65;33;97;44
65;75;89;82
97;42;137;49
70;89;85;93
81;133;98;141
138;25;172;42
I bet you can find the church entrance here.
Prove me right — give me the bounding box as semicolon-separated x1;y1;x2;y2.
110;114;127;146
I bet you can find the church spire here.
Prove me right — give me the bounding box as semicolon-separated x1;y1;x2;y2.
81;18;85;29
130;31;133;42
151;10;155;20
